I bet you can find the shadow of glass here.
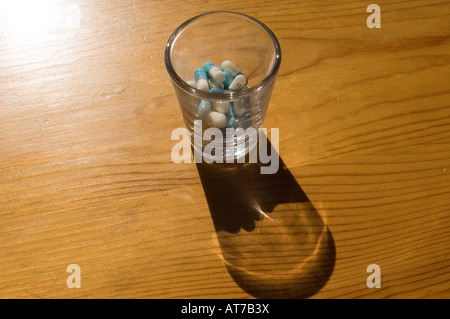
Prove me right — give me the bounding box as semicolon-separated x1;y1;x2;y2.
195;138;336;299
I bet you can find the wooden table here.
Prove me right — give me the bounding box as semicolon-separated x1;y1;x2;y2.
1;0;449;299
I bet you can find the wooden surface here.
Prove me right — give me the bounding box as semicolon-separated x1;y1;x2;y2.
0;0;449;299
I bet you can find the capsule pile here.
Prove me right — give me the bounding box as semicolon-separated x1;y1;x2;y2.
187;61;250;129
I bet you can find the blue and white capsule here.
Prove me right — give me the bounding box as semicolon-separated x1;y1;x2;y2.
203;62;226;83
209;87;225;94
228;74;247;92
223;70;233;89
194;67;209;91
221;60;242;77
208;78;224;90
208;87;228;113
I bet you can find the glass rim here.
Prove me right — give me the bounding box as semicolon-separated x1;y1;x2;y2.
164;11;282;99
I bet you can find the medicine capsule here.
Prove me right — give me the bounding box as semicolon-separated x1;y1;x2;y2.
196;80;209;91
207;111;227;129
187;80;196;88
212;101;229;114
227;117;238;129
203;62;225;83
197;100;211;118
194;67;207;80
209;87;225;94
223;70;233;89
226;103;238;128
228;102;235;117
208;78;224;90
194;67;209;91
221;60;241;77
228;74;247;92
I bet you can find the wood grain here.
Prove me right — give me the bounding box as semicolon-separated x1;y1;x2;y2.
0;0;449;299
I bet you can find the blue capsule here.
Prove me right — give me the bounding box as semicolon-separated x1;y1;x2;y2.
197;100;211;118
228;102;235;117
226;102;238;128
194;67;207;81
209;87;225;94
203;62;215;73
227;117;238;129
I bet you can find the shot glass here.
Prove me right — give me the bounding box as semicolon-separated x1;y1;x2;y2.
164;11;281;162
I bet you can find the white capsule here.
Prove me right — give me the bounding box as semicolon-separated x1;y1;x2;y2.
212;101;229;114
221;60;240;77
203;62;226;83
207;111;227;129
196;78;209;91
209;66;225;83
208;78;224;90
228;74;247;92
187;80;196;88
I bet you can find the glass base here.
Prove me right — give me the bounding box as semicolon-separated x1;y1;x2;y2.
192;129;258;164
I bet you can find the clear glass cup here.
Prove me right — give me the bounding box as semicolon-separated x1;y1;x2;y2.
164;11;281;162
